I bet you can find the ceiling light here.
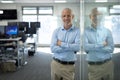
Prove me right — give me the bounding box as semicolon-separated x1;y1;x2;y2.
54;0;67;3
95;0;107;2
0;10;3;14
1;0;14;3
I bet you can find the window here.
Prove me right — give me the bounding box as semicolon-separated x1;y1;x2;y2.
22;7;37;21
23;7;37;14
22;6;56;46
39;6;53;15
110;5;120;15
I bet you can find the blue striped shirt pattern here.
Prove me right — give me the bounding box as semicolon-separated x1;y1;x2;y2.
84;26;114;62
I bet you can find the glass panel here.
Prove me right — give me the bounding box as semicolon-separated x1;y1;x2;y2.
39;7;53;14
84;1;120;80
23;7;37;14
104;15;120;44
21;2;120;80
104;15;120;54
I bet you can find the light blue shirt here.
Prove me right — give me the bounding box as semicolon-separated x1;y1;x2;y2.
50;25;80;62
84;25;114;62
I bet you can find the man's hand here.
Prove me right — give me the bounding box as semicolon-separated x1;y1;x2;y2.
57;40;61;46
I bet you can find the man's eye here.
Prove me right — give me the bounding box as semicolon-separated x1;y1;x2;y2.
63;16;66;17
62;15;71;18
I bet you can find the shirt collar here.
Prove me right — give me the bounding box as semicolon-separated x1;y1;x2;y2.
90;25;102;31
61;25;74;31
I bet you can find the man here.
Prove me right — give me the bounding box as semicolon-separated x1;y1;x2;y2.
50;8;80;80
84;8;114;80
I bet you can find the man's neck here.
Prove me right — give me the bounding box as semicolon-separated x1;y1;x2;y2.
64;24;72;30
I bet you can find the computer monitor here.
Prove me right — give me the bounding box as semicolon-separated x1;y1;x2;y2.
18;22;29;31
26;25;36;34
30;22;40;28
5;25;18;38
8;22;18;26
0;9;17;20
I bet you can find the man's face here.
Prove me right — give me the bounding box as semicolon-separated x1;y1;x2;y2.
61;9;74;29
90;8;103;27
90;14;98;27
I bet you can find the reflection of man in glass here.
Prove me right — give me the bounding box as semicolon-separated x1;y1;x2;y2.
84;8;114;80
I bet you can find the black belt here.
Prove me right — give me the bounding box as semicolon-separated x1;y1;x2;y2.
88;58;111;65
53;57;75;65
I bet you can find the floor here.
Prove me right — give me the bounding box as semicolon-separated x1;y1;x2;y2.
36;47;51;53
0;47;120;80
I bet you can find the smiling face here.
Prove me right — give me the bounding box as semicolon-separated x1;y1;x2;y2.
61;8;74;30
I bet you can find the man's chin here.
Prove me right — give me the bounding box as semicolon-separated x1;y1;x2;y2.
65;23;72;26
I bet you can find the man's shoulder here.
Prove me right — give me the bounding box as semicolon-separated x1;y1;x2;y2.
53;27;62;34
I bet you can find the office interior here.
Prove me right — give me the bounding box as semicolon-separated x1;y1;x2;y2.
0;0;120;80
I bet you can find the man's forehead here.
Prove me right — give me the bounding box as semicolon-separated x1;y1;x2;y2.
62;10;71;14
90;8;103;15
62;11;72;16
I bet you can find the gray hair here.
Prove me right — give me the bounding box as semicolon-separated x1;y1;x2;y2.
62;8;74;16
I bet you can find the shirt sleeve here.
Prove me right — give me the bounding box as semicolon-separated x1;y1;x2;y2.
84;29;114;53
50;28;66;53
84;33;104;52
60;29;80;52
100;29;114;53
